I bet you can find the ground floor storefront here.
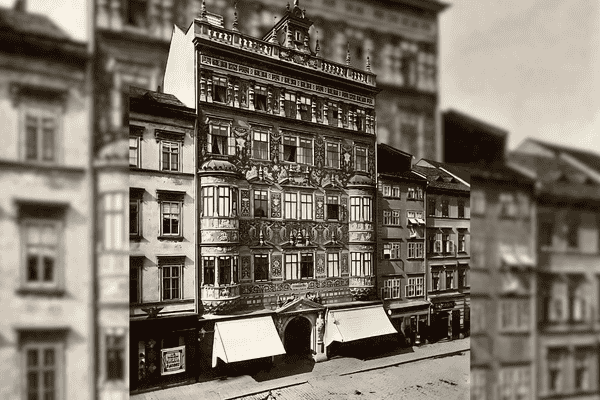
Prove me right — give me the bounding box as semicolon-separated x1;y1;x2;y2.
429;295;468;342
385;300;431;346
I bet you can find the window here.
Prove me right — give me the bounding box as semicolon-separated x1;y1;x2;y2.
471;301;485;334
574;349;591;392
431;271;440;290
161;202;181;236
499;193;516;217
161;265;181;300
160;141;180;172
355;147;367;172
209;120;234;155
326;196;339;221
203;257;215;284
547;348;565;394
129;137;140;167
458;200;465;218
106;332;125;381
458;232;466;252
254;254;269;281
567;219;579;249
355;108;365;131
124;0;147;27
254;84;267;111
201;186;237;218
571;282;587;322
283;136;297;162
300;194;313;220
407;187;415;199
327;253;340;277
407;242;424;259
442;233;452;254
392;186;400;198
130;199;140;236
540;221;554;247
383;210;392;225
383;243;391;259
284;192;297;219
499;299;530;331
391;210;400;226
406;277;424;297
499;367;530;400
299;95;311;121
328;101;338;126
284;92;297;118
254;190;268;218
24;342;62;400
445;270;453;289
130;262;140;303
326;142;340;168
350;252;372;276
213;76;227;103
218;256;238;285
298;138;313;165
285;254;300;280
300;253;314;279
428;198;436;216
458;268;468;288
102;192;126;249
401;52;418;87
382;278;401;299
24;109;57;163
441;199;449;217
252;128;269;160
23;221;59;289
383;185;391;197
416;188;423;200
471;369;487;400
472;190;486;215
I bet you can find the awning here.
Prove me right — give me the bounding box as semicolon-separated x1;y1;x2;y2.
417;218;425;225
408;218;418;225
515;245;535;267
212;316;285;367
499;244;519;267
379;260;408;278
387;300;430;311
324;305;397;347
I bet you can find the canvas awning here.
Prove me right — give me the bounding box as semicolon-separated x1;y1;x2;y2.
417;218;425;225
324;305;397;347
379;260;408;278
212;316;286;367
515;245;535;267
408;218;418;225
499;244;519;267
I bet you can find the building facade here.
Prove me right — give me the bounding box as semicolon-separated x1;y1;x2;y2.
0;3;94;399
376;144;430;345
129;88;198;392
443;110;538;400
509;139;600;400
414;159;470;342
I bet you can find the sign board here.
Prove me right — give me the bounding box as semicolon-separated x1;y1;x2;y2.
290;283;308;290
433;301;455;311
161;345;186;376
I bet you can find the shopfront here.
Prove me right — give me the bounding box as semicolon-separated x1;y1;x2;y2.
130;314;198;393
429;296;466;341
385;300;430;345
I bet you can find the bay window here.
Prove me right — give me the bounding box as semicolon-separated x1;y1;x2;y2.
201;186;238;218
350;252;372;276
350;196;372;222
202;256;238;285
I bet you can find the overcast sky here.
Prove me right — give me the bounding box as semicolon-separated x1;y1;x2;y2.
2;0;598;151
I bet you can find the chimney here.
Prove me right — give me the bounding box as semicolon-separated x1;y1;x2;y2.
14;0;26;12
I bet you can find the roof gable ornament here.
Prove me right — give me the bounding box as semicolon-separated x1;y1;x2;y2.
366;49;371;72
315;31;320;56
345;42;351;66
200;0;207;21
232;2;239;31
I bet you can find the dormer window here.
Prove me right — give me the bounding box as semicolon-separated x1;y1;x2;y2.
295;30;302;42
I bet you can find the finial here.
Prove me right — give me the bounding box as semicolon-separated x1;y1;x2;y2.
366;53;371;72
302;8;306;18
294;0;299;7
232;2;239;31
259;229;264;245
201;0;207;20
303;31;309;51
346;42;351;66
286;2;290;11
315;31;320;56
270;17;279;43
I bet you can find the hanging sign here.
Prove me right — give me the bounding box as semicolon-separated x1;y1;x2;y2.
161;345;186;376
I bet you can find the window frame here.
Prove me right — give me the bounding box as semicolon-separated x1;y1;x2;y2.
201;186;238;218
160;264;182;301
22;340;64;400
160;200;182;237
130;198;140;237
105;328;127;383
326;195;339;221
129;136;140;167
297;137;313;165
253;189;268;218
326;141;340;169
102;192;127;250
284;192;298;220
130;261;141;304
208;119;235;156
299;193;313;220
355;146;368;172
212;75;228;104
21;218;63;292
254;83;268;111
22;103;61;164
251;126;270;160
284;253;300;280
282;135;298;163
254;254;269;282
160;140;181;172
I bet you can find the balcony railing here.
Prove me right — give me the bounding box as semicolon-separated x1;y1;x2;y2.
201;284;240;300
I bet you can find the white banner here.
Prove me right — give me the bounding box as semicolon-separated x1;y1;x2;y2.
160;345;186;376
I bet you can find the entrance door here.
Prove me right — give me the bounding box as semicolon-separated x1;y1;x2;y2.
452;309;461;339
284;316;312;356
438;313;450;341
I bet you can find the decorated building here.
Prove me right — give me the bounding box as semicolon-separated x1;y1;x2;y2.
413;159;470;342
376;144;430;345
159;0;397;384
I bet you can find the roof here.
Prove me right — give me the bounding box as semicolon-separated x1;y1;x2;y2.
417;158;471;184
526;138;600;175
447;162;534;186
130;87;191;109
0;5;70;41
443;109;508;138
412;164;470;193
381;0;449;13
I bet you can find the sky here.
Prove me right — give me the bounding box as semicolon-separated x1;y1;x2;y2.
1;0;598;151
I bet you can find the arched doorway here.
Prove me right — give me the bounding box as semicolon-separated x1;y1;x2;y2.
284;316;312;356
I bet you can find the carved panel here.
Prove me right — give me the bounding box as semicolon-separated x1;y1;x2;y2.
341;253;349;275
271;192;282;218
314;135;325;169
240;189;251;217
202;246;238;254
340;195;348;222
315;196;324;219
271;254;282;279
316;253;326;277
368;145;375;177
201;230;239;243
239;220;252;245
241;256;251;280
270;128;282;163
201;218;239;229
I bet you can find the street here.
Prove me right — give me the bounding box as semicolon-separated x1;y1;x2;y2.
235;351;470;400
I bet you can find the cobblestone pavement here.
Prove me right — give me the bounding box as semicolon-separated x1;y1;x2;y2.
235;351;470;400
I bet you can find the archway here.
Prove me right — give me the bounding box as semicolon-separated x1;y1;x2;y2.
284;316;312;356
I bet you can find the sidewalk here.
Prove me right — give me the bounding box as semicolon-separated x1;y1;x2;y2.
131;338;470;400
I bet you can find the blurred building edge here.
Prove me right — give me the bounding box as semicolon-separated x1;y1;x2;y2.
94;0;448;165
0;1;95;400
444;109;600;400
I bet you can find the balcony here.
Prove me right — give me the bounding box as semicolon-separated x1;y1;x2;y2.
349;275;375;301
200;284;240;315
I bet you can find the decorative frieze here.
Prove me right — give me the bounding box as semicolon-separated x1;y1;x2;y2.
240;278;349;295
241;255;251;280
201;230;239;243
240;189;251;217
271;192;282;218
200;218;239;229
201;246;238;254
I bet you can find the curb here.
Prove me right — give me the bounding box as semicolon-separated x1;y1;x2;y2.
225;380;308;400
339;347;470;377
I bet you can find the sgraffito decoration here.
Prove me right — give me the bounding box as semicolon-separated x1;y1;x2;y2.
271;191;282;218
271;254;282;279
241;256;251;280
240;189;251;217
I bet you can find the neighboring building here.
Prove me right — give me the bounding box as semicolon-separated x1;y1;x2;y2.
509;139;600;400
0;2;94;400
414;159;470;342
443;110;537;400
129;88;198;392
376;144;430;345
156;2;397;388
94;0;448;168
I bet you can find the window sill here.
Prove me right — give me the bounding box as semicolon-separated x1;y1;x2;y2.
157;235;184;242
17;287;65;297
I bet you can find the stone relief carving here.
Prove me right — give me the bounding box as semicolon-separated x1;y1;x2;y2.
241;256;251;280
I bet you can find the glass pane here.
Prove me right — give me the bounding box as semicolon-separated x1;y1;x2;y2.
163;267;170;278
162;216;171;234
28;256;39;281
171;267;179;277
27;349;39;367
42;123;55;161
43;371;54;389
43;257;54;282
26;116;38;160
171;217;179;234
43;348;54;366
27;372;39;400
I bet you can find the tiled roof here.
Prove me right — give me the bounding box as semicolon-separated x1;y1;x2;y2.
528;138;600;175
0;6;70;41
448;162;534;186
130;87;192;110
412;165;470;192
